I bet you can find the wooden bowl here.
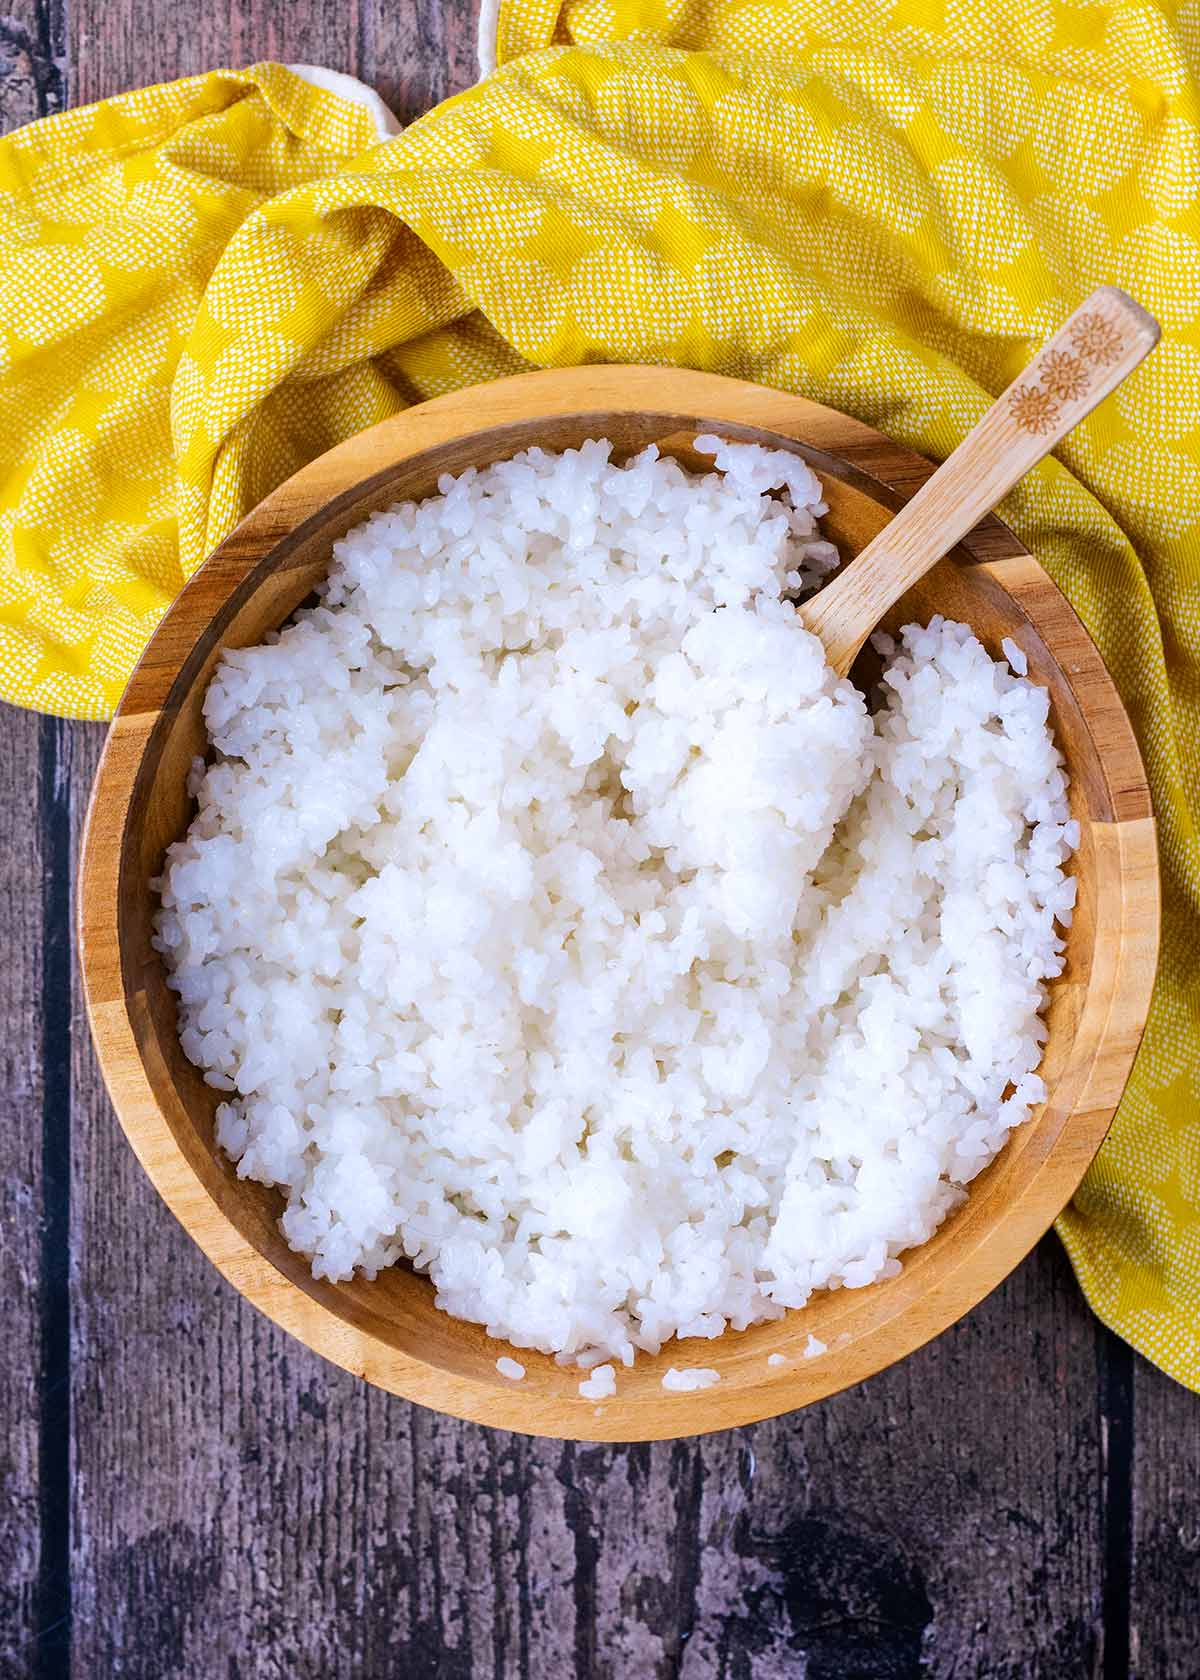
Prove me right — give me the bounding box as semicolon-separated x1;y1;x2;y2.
79;367;1159;1441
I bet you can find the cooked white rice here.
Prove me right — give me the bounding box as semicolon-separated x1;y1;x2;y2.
662;1367;721;1392
578;1363;617;1400
155;436;1078;1370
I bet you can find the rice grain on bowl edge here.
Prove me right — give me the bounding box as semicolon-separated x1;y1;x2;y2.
154;437;1078;1373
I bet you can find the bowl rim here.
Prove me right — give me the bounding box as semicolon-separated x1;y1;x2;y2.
77;366;1160;1440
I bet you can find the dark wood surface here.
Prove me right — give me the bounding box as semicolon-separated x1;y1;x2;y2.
2;3;1197;1674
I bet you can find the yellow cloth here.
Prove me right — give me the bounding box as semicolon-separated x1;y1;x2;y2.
1;9;1197;1382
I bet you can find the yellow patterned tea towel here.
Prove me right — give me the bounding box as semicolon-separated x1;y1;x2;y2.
0;7;1196;1385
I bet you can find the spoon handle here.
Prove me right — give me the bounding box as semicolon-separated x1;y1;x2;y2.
799;286;1161;676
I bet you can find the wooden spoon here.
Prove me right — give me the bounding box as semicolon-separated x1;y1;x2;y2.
798;286;1160;675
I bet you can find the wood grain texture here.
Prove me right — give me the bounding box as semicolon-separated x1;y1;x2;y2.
77;366;1159;1441
1131;1360;1200;1678
0;8;65;1675
0;708;47;1675
0;0;1187;1672
0;0;65;129
69;0;479;126
67;1150;1112;1678
70;2;354;109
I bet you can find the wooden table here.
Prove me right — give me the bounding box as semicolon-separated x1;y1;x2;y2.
2;4;1197;1675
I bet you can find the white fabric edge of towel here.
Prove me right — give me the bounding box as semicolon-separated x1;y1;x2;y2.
287;63;403;138
477;0;501;76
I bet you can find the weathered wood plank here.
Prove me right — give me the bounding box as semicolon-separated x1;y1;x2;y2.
70;1181;1109;1676
0;706;47;1677
679;1242;1106;1680
0;0;65;130
1131;1360;1200;1679
69;0;480;127
33;717;77;1680
70;2;355;109
0;9;67;1675
368;0;481;126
